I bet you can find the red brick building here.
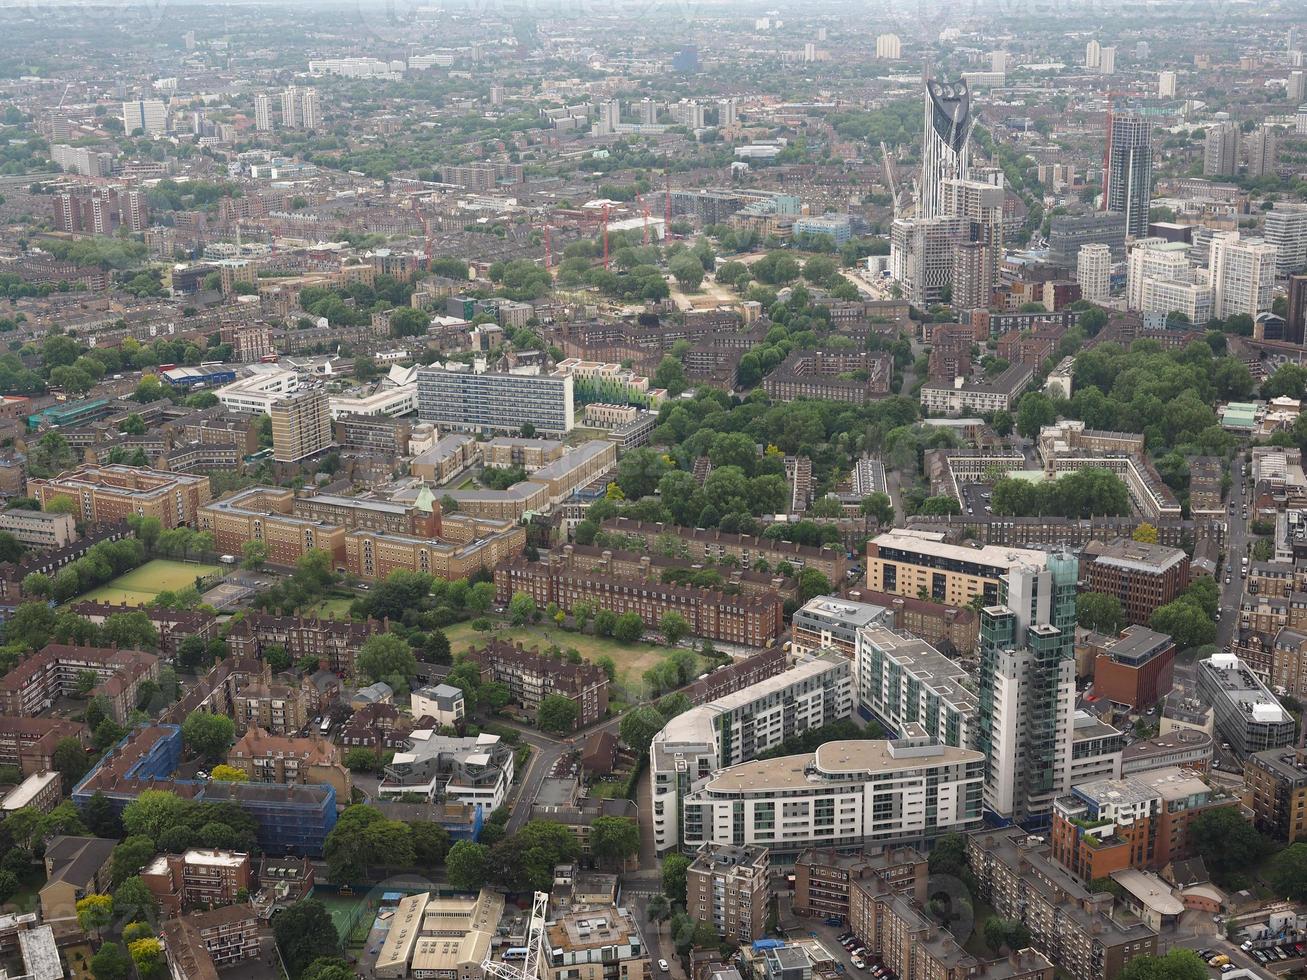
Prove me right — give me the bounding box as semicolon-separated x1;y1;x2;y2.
1089;626;1177;710
1085;538;1190;626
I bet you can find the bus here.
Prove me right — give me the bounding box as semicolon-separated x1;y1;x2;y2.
319;718;331;736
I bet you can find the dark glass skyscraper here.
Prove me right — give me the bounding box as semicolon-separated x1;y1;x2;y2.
1106;112;1153;239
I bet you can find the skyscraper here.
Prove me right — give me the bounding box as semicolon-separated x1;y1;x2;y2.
1203;123;1239;177
1246;124;1277;178
1099;46;1116;75
1077;243;1112;302
1106;111;1152;239
717;98;738;128
976;553;1078;820
300;88;320;130
1086;40;1101;69
270;390;333;463
919;78;975;220
1285;275;1307;346
1158;70;1177;98
281;86;300;128
1264;204;1307;277
254;94;272;132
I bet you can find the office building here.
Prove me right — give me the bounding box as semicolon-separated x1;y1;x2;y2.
1085;538;1190;625
1204;123;1239;177
920;78;975;220
122;98;167;135
1051;767;1241;881
686;844;771;942
1196;653;1295;757
650;652;852;853
1106;112;1152;238
1265;204;1307;277
865;528;1048;608
253;94;272;132
679;736;985;856
976;553;1080;820
1048;211;1128;266
416;367;574;435
1210;234;1277;319
1077;243;1111;302
968;829;1158;980
270;390;333;463
853;625;977;748
214;369;300;415
1086;626;1176;710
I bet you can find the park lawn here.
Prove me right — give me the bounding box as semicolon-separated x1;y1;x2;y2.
79;559;224;607
309;596;356;618
442;620;700;695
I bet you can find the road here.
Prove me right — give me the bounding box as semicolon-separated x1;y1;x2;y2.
502;713;628;834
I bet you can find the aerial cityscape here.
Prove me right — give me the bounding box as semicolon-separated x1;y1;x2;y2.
0;1;1306;979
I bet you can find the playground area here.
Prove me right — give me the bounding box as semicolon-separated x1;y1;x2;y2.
79;559;225;607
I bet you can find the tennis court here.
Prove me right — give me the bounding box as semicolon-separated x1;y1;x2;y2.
79;559;225;606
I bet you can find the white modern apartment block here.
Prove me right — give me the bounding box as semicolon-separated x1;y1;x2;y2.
300;89;321;129
379;731;514;809
1086;40;1101;69
122;99;167;135
327;383;417;419
1076;243;1112;302
1210;234;1278;319
416;366;575;435
1265;205;1307;277
1098;46;1116;74
1126;238;1193;311
875;33;901;59
854;625;977;748
650;651;852;854
215;369;301;415
1158;71;1177;98
1140;277;1212;324
281;86;300;128
678;736;985;855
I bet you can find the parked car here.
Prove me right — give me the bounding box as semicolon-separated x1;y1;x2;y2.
659;961;670;973
1241;942;1254;951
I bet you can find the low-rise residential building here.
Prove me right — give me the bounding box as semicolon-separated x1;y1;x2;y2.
410;684;466;728
379;731;515;809
686;844;771;943
160;905;262;977
0;771;61;814
793;846;928;921
224;613;384;678
920;363;1034;415
226;728;352;803
0;644;159;722
1051;767;1243;880
39;836;117;930
1245;746;1307;843
464;641;609;730
543;904;648;980
0;717;89;775
967;828;1159;980
680;736;983;857
140;849;252;918
791;595;890;659
0;510;76;549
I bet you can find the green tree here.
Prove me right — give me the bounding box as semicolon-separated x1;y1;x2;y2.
52;736;93;791
241;540;267;570
1149;600;1216;651
509;591;537;626
114;876;158;924
90;942;132;980
590;816;639;869
302;959;358;980
324;805;415;882
122;791;191;844
182;711;235;760
660;611;690;646
1076;592;1125;633
273;900;341;977
446;840;491;891
344;748;382;773
619;705;665;755
860;492;894;524
76;893;114;939
613;612;644;643
128;936;164;979
356;633;418;691
1015;391;1057;439
1188;807;1269;882
111;836;157;887
538;694;580;734
1118;950;1208;980
662;853;691;905
389;307;431;338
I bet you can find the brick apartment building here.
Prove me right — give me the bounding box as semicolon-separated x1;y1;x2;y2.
0;717;90;775
226;727;352;802
600;518;848;581
141;849;252;917
1245;747;1307;843
0;645;159;722
464;640;609;730
27;465;212;529
494;558;784;647
161;905;261;976
793;846;928;921
686;844;771;943
224;613;384;677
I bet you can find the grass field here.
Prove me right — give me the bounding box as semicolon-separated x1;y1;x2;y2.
79;559;225;607
308;596;356;618
443;620;704;695
313;890;373;943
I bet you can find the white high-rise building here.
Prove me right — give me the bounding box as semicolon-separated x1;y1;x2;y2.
1158;70;1177;98
1099;46;1117;75
1086;39;1101;69
803;42;817;62
919;77;975;220
717;98;737;128
300;88;321;130
281;86;300;128
1077;243;1112;302
1298;105;1307;136
1265;204;1307;277
1127;238;1193;311
990;50;1012;73
122;99;167;135
254;94;272;132
876;33;901;59
1290;71;1307;102
1210;233;1278;319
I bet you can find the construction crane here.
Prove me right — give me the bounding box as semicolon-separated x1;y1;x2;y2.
880;141;901;222
409;197;435;272
482;892;549;980
543;222;553;270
